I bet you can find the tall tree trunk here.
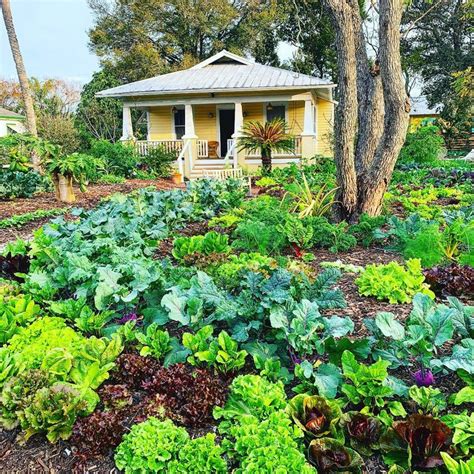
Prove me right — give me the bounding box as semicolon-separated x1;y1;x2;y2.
1;0;37;139
323;0;410;222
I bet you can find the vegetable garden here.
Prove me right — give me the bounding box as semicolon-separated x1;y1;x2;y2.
0;156;473;473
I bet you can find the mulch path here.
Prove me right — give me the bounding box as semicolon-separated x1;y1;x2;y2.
310;246;412;333
0;179;184;247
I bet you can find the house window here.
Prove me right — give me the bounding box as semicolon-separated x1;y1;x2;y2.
174;108;185;139
266;104;286;122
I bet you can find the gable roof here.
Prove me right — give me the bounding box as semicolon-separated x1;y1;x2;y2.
0;107;25;119
96;50;335;99
410;96;441;116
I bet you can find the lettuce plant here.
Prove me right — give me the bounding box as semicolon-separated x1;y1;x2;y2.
355;259;434;304
308;437;364;473
287;394;342;439
0;294;40;344
172;231;230;262
114;417;226;474
213;374;287;422
441;452;474;473
393;414;452;469
136;323;173;361
408;386;447;415
219;411;314;473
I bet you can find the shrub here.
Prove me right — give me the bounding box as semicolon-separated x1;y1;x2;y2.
37;114;81;154
140;146;177;178
308;217;357;253
114;417;226;474
89;139;139;177
0;170;50;199
399;125;445;163
355;258;435;303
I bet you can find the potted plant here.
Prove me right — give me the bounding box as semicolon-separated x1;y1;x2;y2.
44;153;102;203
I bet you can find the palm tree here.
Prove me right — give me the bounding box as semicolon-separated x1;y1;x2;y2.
238;118;295;174
1;0;37;138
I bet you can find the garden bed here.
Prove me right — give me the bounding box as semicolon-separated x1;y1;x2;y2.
0;161;472;474
0;179;183;247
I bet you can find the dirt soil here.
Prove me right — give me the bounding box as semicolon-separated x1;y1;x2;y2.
0;179;184;247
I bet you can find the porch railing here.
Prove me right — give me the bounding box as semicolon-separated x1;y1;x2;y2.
136;139;209;158
242;136;302;158
136;140;183;155
197;140;208;158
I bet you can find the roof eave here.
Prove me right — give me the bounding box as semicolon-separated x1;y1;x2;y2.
96;83;337;99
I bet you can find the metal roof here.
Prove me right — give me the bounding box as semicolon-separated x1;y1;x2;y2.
410;96;440;116
96;50;334;98
0;107;25;119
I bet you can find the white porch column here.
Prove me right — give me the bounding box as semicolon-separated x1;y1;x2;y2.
120;105;134;141
182;103;197;178
301;98;316;159
232;101;246;168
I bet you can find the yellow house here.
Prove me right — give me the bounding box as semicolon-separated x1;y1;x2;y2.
97;50;336;178
409;96;440;132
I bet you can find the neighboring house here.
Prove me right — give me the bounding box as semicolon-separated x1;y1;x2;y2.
97;50;336;178
409;96;440;131
0;107;26;137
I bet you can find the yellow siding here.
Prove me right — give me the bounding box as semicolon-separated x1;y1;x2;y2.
194;104;218;141
288;101;304;135
243;103;263;123
316;98;334;156
149;106;173;139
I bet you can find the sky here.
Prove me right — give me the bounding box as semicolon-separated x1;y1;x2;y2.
1;0;296;86
0;0;99;84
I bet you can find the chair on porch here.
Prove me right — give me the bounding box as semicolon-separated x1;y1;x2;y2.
208;141;219;158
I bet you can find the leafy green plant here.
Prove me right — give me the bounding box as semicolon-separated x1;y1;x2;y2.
308;217;357;253
441;412;474;456
172;231;230;261
232;220;287;254
114;417;226;474
441;452;474;473
0;294;40;344
89;139;139;177
0;170;51;199
293;361;342;399
182;326;247;373
341;351;407;417
277;216;314;257
136;324;173;361
219;410;315;473
0;208;66;229
213;374;287;422
408;386;447;415
356;259;435;303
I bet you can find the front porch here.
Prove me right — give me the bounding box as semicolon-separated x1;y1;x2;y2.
120;93;323;179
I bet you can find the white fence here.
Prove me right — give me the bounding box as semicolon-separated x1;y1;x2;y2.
136;139;209;158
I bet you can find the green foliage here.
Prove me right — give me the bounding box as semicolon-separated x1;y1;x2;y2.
399;126;445;163
136;323;173;361
141;145;177;178
277;215;314;251
441;452;474;474
219;411;315;473
172;231;230;261
232;220;287;255
308;217;357;253
408;386;447;415
0;317;123;439
114;417;226;474
441;412;474;456
214;375;287;422
0;208;66;229
356;259;435;303
341;351;406;417
0;294;40;344
88;139;139;177
0;170;51;199
182;326;247;373
349;214;387;247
